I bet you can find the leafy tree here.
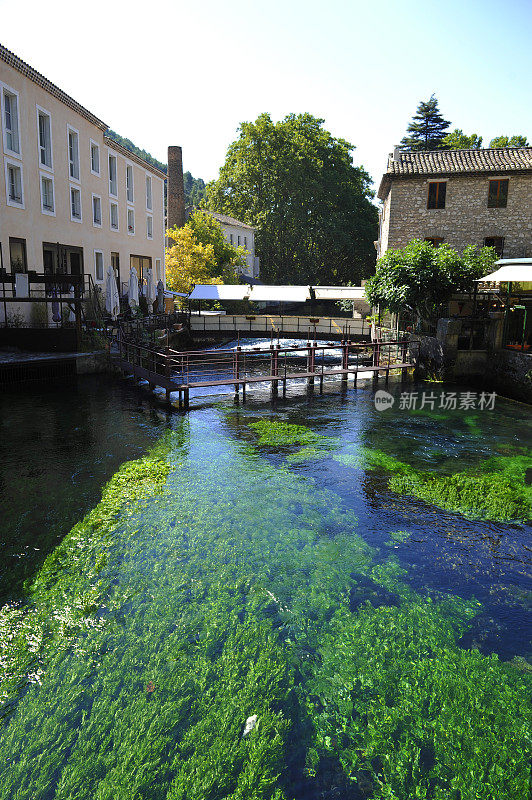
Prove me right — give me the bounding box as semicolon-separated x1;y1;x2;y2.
207;112;378;285
165;226;220;294
400;95;451;151
184;172;207;206
188;210;246;281
106;129;167;173
365;240;497;322
489;135;529;148
165;213;244;293
442;129;483;149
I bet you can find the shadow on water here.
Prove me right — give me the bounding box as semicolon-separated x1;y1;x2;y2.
0;375;171;601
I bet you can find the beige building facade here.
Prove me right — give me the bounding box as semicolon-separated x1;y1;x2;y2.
204;211;260;279
376;147;532;260
0;43;166;309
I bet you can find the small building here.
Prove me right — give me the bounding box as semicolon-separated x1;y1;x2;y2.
201;211;260;280
0;42;166;311
376;147;532;260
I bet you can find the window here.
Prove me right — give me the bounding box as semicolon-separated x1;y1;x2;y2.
2;87;20;154
146;175;152;210
126;164;134;202
155;258;161;281
92;194;102;226
488;179;508;209
127;208;135;234
229;233;233;244
41;175;54;214
484;236;504;257
109;154;118;196
427;182;446;209
425;237;443;247
68;127;80;180
244;236;247;249
146;215;153;239
6;161;23;207
90;140;100;175
37;109;52;169
9;238;27;273
110;202;119;230
70;186;82;221
237;235;241;246
94;250;104;282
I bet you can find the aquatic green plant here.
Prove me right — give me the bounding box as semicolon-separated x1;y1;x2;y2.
308;600;532;799
390;470;531;522
1;415;530;800
0;436;172;718
249;420;338;463
335;446;532;522
386;530;411;545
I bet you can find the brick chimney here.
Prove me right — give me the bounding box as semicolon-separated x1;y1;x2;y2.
167;145;185;230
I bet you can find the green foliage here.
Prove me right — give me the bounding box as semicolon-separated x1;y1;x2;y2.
188;211;247;279
365;240;497;322
184;171;207;206
0;438;172;719
106;129;167;173
207;112;378;285
442;129;483;149
1;414;530;799
390;470;531;523
400;95;451;151
308;601;531;799
489;135;529;148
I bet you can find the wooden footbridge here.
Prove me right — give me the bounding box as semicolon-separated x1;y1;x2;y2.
115;336;418;410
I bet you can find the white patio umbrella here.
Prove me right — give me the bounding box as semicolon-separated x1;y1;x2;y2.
128;266;139;309
145;267;157;312
105;266;120;320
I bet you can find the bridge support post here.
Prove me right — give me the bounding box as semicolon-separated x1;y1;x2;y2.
401;341;409;381
307;341;315;389
341;340;349;386
183;387;189;410
234;346;241;399
271;344;279;398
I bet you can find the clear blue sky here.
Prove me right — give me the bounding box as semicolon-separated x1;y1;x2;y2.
1;0;530;196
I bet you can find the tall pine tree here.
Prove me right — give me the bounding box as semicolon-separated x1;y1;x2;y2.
400;95;451;151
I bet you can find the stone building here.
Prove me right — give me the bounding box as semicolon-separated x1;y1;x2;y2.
0;43;166;301
376;147;532;259
201;211;260;280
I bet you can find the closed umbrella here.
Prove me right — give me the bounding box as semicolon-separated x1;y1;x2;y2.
145;268;157;312
157;280;165;313
105;266;120;320
129;267;139;309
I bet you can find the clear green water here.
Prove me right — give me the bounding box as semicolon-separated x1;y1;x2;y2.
0;377;530;799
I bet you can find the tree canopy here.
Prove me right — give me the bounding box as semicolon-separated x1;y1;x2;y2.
207;113;378;286
365;240;497;322
489;135;529;148
400;95;451;151
165;212;245;294
442;129;483;149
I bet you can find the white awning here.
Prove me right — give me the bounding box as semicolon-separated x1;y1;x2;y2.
313;286;367;300
477;261;532;283
248;285;311;302
188;284;250;300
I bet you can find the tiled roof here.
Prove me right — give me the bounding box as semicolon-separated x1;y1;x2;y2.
103;136;167;179
0;42;108;130
378;147;532;199
204;211;255;231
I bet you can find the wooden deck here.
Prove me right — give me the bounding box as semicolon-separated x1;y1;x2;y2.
115;338;418;410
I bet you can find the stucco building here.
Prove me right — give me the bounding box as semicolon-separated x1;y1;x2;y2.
0;43;166;303
376;147;532;259
203;211;260;279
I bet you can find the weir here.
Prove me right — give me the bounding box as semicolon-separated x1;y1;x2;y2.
115;337;418;410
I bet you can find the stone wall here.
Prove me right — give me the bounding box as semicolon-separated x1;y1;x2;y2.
381;173;531;257
488;349;532;403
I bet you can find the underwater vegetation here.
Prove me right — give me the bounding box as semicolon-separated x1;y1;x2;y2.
0;415;530;799
249;419;532;522
0;436;172;720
